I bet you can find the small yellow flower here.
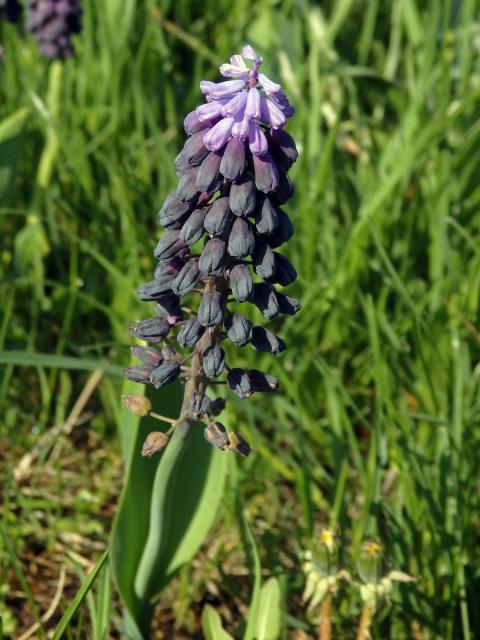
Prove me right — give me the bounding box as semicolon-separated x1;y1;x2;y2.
319;528;336;553
363;540;382;559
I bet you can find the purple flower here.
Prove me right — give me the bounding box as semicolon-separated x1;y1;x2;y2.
125;45;299;458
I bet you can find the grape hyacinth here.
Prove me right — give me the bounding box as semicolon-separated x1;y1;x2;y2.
26;0;82;58
124;45;299;457
0;0;22;22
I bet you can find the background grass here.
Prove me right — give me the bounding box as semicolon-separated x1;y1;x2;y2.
1;0;480;637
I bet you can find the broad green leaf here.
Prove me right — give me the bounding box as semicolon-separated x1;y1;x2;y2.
202;604;234;640
255;578;282;640
51;551;109;640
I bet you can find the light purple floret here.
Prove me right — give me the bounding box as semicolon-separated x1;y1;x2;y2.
196;45;294;156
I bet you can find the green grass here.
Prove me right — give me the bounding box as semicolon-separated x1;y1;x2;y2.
1;0;480;638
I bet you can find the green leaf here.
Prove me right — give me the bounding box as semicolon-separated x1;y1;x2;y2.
111;379;228;639
51;551;109;640
202;604;234;640
255;578;282;640
0;351;123;377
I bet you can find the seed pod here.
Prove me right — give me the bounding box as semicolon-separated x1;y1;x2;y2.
266;209;293;248
204;422;230;450
269;253;297;286
276;293;301;316
199;238;226;276
220;137;246;181
154;231;188;262
142;431;169;457
180;209;207;246
124;364;155;384
183;130;210;165
162;345;179;360
171;259;200;295
136;278;174;301
198;290;224;327
254;195;279;235
272;168;294;205
249;369;279;392
227;368;253;398
177;166;201;202
228;218;255;258
209;397;226;416
227;432;251;457
177;317;205;348
229;175;256;216
158;192;191;229
131;346;163;367
204;197;232;236
150;361;181;389
225;313;252;346
122;394;152;417
197;151;224;193
229;263;253;302
267;128;298;170
252;152;279;193
251;326;285;354
252;241;276;279
202;345;226;378
251;283;280;318
189;393;212;419
129;317;170;343
153;259;182;280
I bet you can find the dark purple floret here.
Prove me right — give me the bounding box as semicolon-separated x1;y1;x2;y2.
125;44;299;457
26;0;82;59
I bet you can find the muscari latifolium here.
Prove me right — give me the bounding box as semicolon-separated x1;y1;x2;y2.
123;44;300;456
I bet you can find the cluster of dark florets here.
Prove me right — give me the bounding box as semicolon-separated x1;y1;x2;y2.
0;0;22;23
125;45;299;456
26;0;82;58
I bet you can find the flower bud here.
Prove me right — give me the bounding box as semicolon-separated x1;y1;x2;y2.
227;432;251;457
253;153;279;193
124;365;155;384
136;278;174;301
252;241;276;279
177;317;205;348
209;397;226;416
249;369;278;392
269;253;297;286
204;422;230;450
177;167;201;202
150;361;181;389
154;295;183;323
171;259;200;296
227;218;255;258
267;128;298;169
154;231;188;262
198;291;224;327
129;317;170;343
197;151;224;193
174;151;190;176
220;137;246;181
184;110;210;135
204;198;232;236
183;130;210;165
251;327;285;354
189;393;212;419
158;192;191;229
251;283;280;318
122;394;152;417
199;238;226;276
266;208;293;248
276;293;301;316
202;345;226;378
254;195;279;235
229;264;253;302
227;368;253;398
141;431;169;457
225;313;252;347
272;168;294;204
130;345;163;366
229;175;256;216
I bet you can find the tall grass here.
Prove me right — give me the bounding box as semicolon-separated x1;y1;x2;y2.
1;0;480;637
